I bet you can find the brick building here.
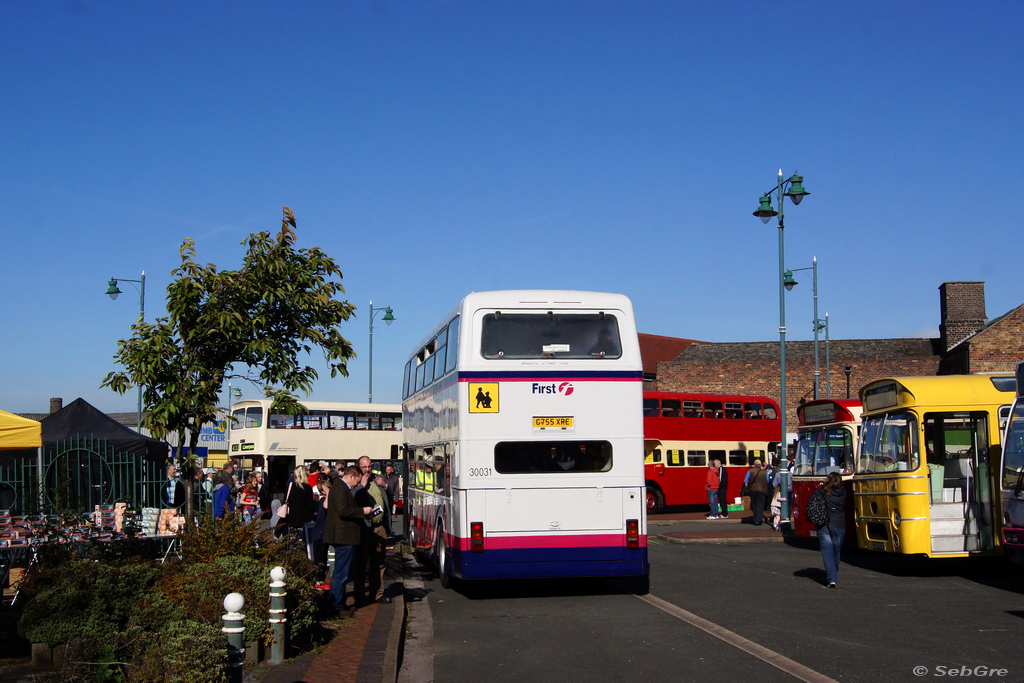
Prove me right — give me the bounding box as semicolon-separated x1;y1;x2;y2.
646;282;1024;427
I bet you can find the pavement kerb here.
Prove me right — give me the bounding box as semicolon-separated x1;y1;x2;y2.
380;546;406;683
656;531;788;544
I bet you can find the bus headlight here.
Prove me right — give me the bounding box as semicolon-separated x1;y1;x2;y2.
893;510;901;528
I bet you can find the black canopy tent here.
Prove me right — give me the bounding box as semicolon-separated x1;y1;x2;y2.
0;398;169;512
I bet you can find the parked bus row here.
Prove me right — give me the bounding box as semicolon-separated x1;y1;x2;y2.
645;370;1024;563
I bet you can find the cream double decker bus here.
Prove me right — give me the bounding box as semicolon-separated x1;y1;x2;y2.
854;374;1014;557
402;290;649;590
228;399;403;495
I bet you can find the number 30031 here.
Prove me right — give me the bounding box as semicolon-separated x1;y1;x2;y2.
469;467;492;477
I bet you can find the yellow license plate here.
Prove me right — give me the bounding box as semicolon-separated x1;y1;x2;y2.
533;416;574;429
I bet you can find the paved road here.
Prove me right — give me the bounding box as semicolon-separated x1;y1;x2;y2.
406;526;1024;682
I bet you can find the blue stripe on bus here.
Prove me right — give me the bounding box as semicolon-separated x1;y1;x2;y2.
458;371;643;381
450;546;649;580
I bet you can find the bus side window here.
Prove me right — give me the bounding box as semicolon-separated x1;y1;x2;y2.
728;450;746;466
763;405;779;420
684;401;703;418
687;450;706;466
662;399;682;417
745;402;763;419
667;450;681;466
725;403;743;419
643;398;660;417
705;401;723;419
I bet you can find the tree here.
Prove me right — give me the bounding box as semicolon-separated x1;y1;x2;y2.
102;208;357;519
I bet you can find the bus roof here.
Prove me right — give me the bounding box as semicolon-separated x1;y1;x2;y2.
860;374;1015;414
645;391;778;405
797;398;862;426
408;289;637;362
230;399;402;413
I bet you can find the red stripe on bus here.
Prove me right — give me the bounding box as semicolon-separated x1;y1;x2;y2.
451;533;648;551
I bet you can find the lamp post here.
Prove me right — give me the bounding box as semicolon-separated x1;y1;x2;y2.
783;256;826;399
753;170;809;519
824;313;831;398
845;365;854;399
225;384;242;458
106;272;146;434
368;301;396;403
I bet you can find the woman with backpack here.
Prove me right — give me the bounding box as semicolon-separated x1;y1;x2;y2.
814;471;847;588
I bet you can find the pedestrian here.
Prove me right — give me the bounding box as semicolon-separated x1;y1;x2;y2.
769;483;783;530
715;458;729;518
239;473;260;525
213;461;238;495
705;461;721;519
284;465;316;547
254;469;272;519
817;471;847;588
310;476;332;588
743;459;773;526
383;463;400;514
353;456;391;605
212;478;235;520
162;464;186;509
324;465;374;616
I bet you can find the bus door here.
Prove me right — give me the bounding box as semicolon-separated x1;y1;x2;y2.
924;413;994;552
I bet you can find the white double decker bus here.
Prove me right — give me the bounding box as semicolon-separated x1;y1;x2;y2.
402;290;649;590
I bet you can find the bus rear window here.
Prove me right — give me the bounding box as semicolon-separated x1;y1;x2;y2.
494;441;612;473
480;313;621;359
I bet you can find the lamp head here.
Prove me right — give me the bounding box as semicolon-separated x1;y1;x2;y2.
106;279;122;300
784;173;809;205
783;271;798;291
753;196;778;224
383;307;395;326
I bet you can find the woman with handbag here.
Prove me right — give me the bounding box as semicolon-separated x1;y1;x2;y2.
816;471;847;588
282;465;316;547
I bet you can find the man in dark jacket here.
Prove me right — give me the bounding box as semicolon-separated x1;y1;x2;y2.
715;458;730;518
324;465;372;615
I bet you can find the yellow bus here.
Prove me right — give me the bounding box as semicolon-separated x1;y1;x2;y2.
854;374;1015;557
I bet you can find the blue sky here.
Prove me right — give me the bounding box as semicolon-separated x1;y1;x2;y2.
2;1;1022;414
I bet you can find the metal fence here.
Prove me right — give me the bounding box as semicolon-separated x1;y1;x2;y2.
0;435;211;516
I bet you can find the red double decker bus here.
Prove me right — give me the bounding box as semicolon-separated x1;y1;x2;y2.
643;391;781;513
791;399;861;539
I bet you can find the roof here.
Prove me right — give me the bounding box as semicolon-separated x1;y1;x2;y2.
638;333;700;376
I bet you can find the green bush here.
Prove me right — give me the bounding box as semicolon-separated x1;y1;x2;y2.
16;513;326;681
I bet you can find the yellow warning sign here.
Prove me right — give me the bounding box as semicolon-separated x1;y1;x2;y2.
469;383;499;413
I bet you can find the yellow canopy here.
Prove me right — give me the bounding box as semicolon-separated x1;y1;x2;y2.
0;409;41;450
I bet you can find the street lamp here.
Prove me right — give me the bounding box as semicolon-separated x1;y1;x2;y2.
368;301;396;403
784;256;826;400
845;365;854;399
106;272;146;434
753;170;809;519
225;384;242;458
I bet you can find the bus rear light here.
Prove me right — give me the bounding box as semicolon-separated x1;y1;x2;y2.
470;522;484;553
626;519;640;550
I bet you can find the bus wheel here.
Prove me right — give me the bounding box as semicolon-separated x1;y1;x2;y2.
646;487;664;514
435;523;452;589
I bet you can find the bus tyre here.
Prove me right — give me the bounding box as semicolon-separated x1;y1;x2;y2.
435;523;452;589
646;487;664;514
630;575;650;596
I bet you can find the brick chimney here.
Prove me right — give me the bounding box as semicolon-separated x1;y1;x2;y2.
49;397;63;414
939;282;987;351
